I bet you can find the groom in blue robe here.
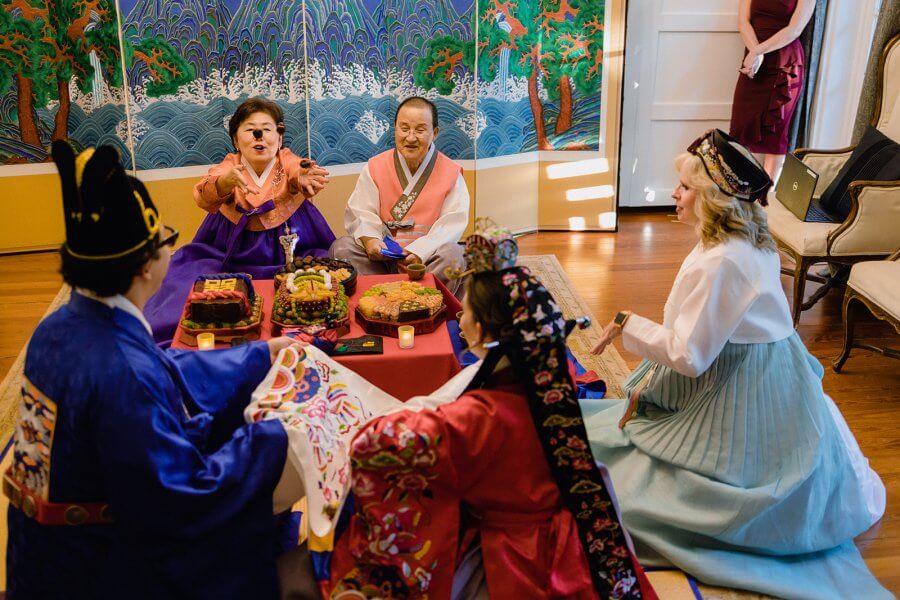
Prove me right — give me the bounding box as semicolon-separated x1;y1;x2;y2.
4;142;300;598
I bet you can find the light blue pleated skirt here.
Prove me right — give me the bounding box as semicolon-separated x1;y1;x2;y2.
582;333;891;600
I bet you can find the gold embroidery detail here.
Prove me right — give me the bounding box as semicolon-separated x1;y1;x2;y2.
74;148;96;188
203;278;237;292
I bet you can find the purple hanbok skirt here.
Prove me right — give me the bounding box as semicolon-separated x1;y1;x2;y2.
146;202;335;344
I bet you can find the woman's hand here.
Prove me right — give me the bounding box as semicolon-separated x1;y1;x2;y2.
216;164;261;197
294;160;330;198
590;319;621;356
266;336;306;364
740;50;762;78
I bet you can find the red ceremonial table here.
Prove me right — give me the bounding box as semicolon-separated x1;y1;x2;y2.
172;273;463;399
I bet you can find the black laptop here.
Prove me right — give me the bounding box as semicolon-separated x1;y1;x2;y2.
776;153;837;223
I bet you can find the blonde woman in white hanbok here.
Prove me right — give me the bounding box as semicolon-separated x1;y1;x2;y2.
585;129;889;600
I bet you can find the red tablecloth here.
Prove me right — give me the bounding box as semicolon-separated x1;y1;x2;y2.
172;273;463;399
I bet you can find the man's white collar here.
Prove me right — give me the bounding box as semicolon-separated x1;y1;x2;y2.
399;144;435;195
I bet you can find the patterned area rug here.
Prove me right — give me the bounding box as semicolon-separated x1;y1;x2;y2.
518;254;631;397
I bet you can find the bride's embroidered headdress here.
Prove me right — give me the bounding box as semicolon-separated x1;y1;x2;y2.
687;128;773;205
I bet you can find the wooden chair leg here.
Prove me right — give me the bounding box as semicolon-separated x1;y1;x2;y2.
791;256;812;327
800;265;850;311
833;293;857;373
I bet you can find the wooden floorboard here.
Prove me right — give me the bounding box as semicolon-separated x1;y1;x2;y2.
0;252;63;377
0;211;897;594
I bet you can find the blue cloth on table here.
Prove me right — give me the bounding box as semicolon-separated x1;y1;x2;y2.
7;293;289;598
284;329;338;355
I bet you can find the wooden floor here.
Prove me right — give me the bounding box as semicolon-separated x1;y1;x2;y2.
0;211;898;594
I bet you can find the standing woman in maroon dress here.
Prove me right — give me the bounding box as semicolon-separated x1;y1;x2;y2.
729;0;816;179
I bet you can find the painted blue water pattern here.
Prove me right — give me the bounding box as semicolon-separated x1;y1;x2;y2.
2;93;600;169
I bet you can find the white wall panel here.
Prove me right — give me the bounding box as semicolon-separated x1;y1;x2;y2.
661;0;736;14
619;1;741;207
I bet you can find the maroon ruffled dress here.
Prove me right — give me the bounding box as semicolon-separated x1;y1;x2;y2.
729;0;805;155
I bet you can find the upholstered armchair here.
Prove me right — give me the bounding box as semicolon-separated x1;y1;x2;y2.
832;248;900;372
766;32;900;325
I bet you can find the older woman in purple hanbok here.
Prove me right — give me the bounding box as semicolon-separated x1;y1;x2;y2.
145;97;334;344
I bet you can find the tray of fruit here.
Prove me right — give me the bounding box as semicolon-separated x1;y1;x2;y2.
275;256;357;295
271;272;351;336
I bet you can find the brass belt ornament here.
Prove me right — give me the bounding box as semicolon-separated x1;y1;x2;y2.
3;472;113;526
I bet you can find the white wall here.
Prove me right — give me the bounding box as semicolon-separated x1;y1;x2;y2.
619;0;743;207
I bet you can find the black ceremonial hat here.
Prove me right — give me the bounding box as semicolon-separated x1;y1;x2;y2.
52;141;161;263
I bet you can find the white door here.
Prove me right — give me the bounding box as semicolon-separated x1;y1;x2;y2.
619;0;744;207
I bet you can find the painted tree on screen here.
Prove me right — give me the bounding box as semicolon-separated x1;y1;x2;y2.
0;0;194;157
415;0;605;150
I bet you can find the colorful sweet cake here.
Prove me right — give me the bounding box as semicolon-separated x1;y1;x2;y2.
357;282;443;322
180;273;263;331
275;257;357;295
272;271;349;329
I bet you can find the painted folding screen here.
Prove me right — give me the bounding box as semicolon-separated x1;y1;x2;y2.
0;0;607;168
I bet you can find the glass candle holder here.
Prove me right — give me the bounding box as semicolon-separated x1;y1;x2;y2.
197;332;215;350
398;325;415;349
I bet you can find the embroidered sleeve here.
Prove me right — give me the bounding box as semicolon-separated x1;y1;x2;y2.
330;395;503;597
332;409;461;597
10;378;58;501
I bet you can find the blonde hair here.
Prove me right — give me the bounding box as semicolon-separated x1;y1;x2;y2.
675;153;776;252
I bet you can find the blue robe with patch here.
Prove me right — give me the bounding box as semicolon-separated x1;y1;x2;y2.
6;293;289;599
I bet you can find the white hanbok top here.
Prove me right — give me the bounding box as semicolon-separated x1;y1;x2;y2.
344;145;469;262
623;236;794;377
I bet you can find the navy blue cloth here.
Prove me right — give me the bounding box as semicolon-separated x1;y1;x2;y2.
309;494;356;582
818;126;900;220
6;293;289;599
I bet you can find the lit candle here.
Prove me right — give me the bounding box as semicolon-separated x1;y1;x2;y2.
398;325;414;349
197;332;215;350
